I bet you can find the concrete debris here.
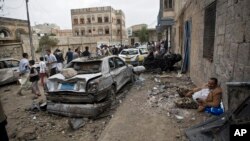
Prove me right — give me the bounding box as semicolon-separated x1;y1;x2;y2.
175;97;198;109
68;118;88;130
175;115;184;120
16;127;37;141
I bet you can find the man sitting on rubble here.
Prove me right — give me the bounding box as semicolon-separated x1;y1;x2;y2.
176;78;224;115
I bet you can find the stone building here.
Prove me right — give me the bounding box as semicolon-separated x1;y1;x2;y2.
32;23;60;36
156;0;175;48
164;0;250;110
71;6;127;47
0;17;29;59
128;24;158;46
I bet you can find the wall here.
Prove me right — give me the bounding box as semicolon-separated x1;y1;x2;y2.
175;0;250;110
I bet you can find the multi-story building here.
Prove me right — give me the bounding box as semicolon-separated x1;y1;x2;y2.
71;6;127;47
156;0;175;49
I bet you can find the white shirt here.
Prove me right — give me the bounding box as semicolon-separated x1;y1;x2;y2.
46;54;57;69
39;61;46;73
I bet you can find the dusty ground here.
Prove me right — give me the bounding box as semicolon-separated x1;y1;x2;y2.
0;72;209;141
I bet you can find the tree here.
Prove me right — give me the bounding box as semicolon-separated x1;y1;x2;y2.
37;35;59;52
138;26;149;43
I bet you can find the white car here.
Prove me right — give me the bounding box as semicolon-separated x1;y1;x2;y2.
0;58;20;85
118;47;148;66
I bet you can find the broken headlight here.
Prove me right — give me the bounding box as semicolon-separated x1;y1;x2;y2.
87;81;99;93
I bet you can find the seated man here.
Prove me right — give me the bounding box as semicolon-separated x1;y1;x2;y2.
189;78;223;115
176;78;224;115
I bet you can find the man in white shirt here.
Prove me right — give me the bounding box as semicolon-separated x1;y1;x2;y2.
45;49;57;76
17;53;31;95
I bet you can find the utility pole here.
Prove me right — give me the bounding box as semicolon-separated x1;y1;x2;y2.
25;0;35;60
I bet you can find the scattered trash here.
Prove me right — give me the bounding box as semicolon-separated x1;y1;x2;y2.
175;115;184;120
33;116;36;120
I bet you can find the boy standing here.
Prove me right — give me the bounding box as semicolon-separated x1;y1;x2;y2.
29;60;41;97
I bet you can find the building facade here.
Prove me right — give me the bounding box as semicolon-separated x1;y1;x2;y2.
0;17;29;59
170;0;250;110
71;6;127;47
157;0;175;49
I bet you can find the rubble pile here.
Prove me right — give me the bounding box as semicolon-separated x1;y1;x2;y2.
145;72;199;121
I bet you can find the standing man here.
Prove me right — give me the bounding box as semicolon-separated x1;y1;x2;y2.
16;53;30;95
65;48;73;64
45;49;57;76
54;49;64;72
0;99;8;141
82;46;91;57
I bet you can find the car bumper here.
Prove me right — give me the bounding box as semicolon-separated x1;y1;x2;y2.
47;100;111;118
46;87;110;104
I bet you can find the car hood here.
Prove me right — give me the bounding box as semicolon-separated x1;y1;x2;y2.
48;73;102;82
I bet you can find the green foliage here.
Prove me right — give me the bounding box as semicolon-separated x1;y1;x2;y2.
36;35;59;53
138;26;149;43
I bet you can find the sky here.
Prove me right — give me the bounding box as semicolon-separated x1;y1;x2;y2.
0;0;159;29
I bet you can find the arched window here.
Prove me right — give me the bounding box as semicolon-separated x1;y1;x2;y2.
0;27;11;38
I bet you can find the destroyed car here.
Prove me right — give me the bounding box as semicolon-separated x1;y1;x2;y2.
45;56;141;118
0;58;20;85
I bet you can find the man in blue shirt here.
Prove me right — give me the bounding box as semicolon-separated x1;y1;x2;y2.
65;48;73;64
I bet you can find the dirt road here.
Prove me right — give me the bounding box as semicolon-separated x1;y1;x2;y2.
0;72;208;141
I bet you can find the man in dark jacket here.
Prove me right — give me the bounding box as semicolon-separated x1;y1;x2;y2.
82;46;91;57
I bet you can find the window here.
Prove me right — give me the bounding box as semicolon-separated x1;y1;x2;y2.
88;29;92;34
80;18;85;24
117;29;121;36
87;17;91;23
74;18;78;25
81;30;85;35
117;19;121;24
0;61;7;69
203;1;217;60
75;31;79;36
114;57;125;68
98;17;102;23
98;28;103;35
109;58;115;70
104;17;109;23
6;60;19;68
92;16;95;21
93;27;96;32
164;0;174;9
105;27;109;34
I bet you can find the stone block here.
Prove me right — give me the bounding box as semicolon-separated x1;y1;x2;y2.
229;43;239;62
237;43;250;65
226;6;235;25
243;0;250;21
231;22;244;43
234;1;244;22
246;20;250;42
217;0;228;16
233;63;245;81
243;66;250;81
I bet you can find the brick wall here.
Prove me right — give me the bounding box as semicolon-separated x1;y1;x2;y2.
175;0;250;110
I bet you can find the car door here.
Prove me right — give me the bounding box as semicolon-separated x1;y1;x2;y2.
0;61;15;85
112;57;129;90
6;59;20;81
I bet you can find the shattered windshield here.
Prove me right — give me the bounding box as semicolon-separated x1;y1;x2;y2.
67;61;102;74
121;50;139;55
